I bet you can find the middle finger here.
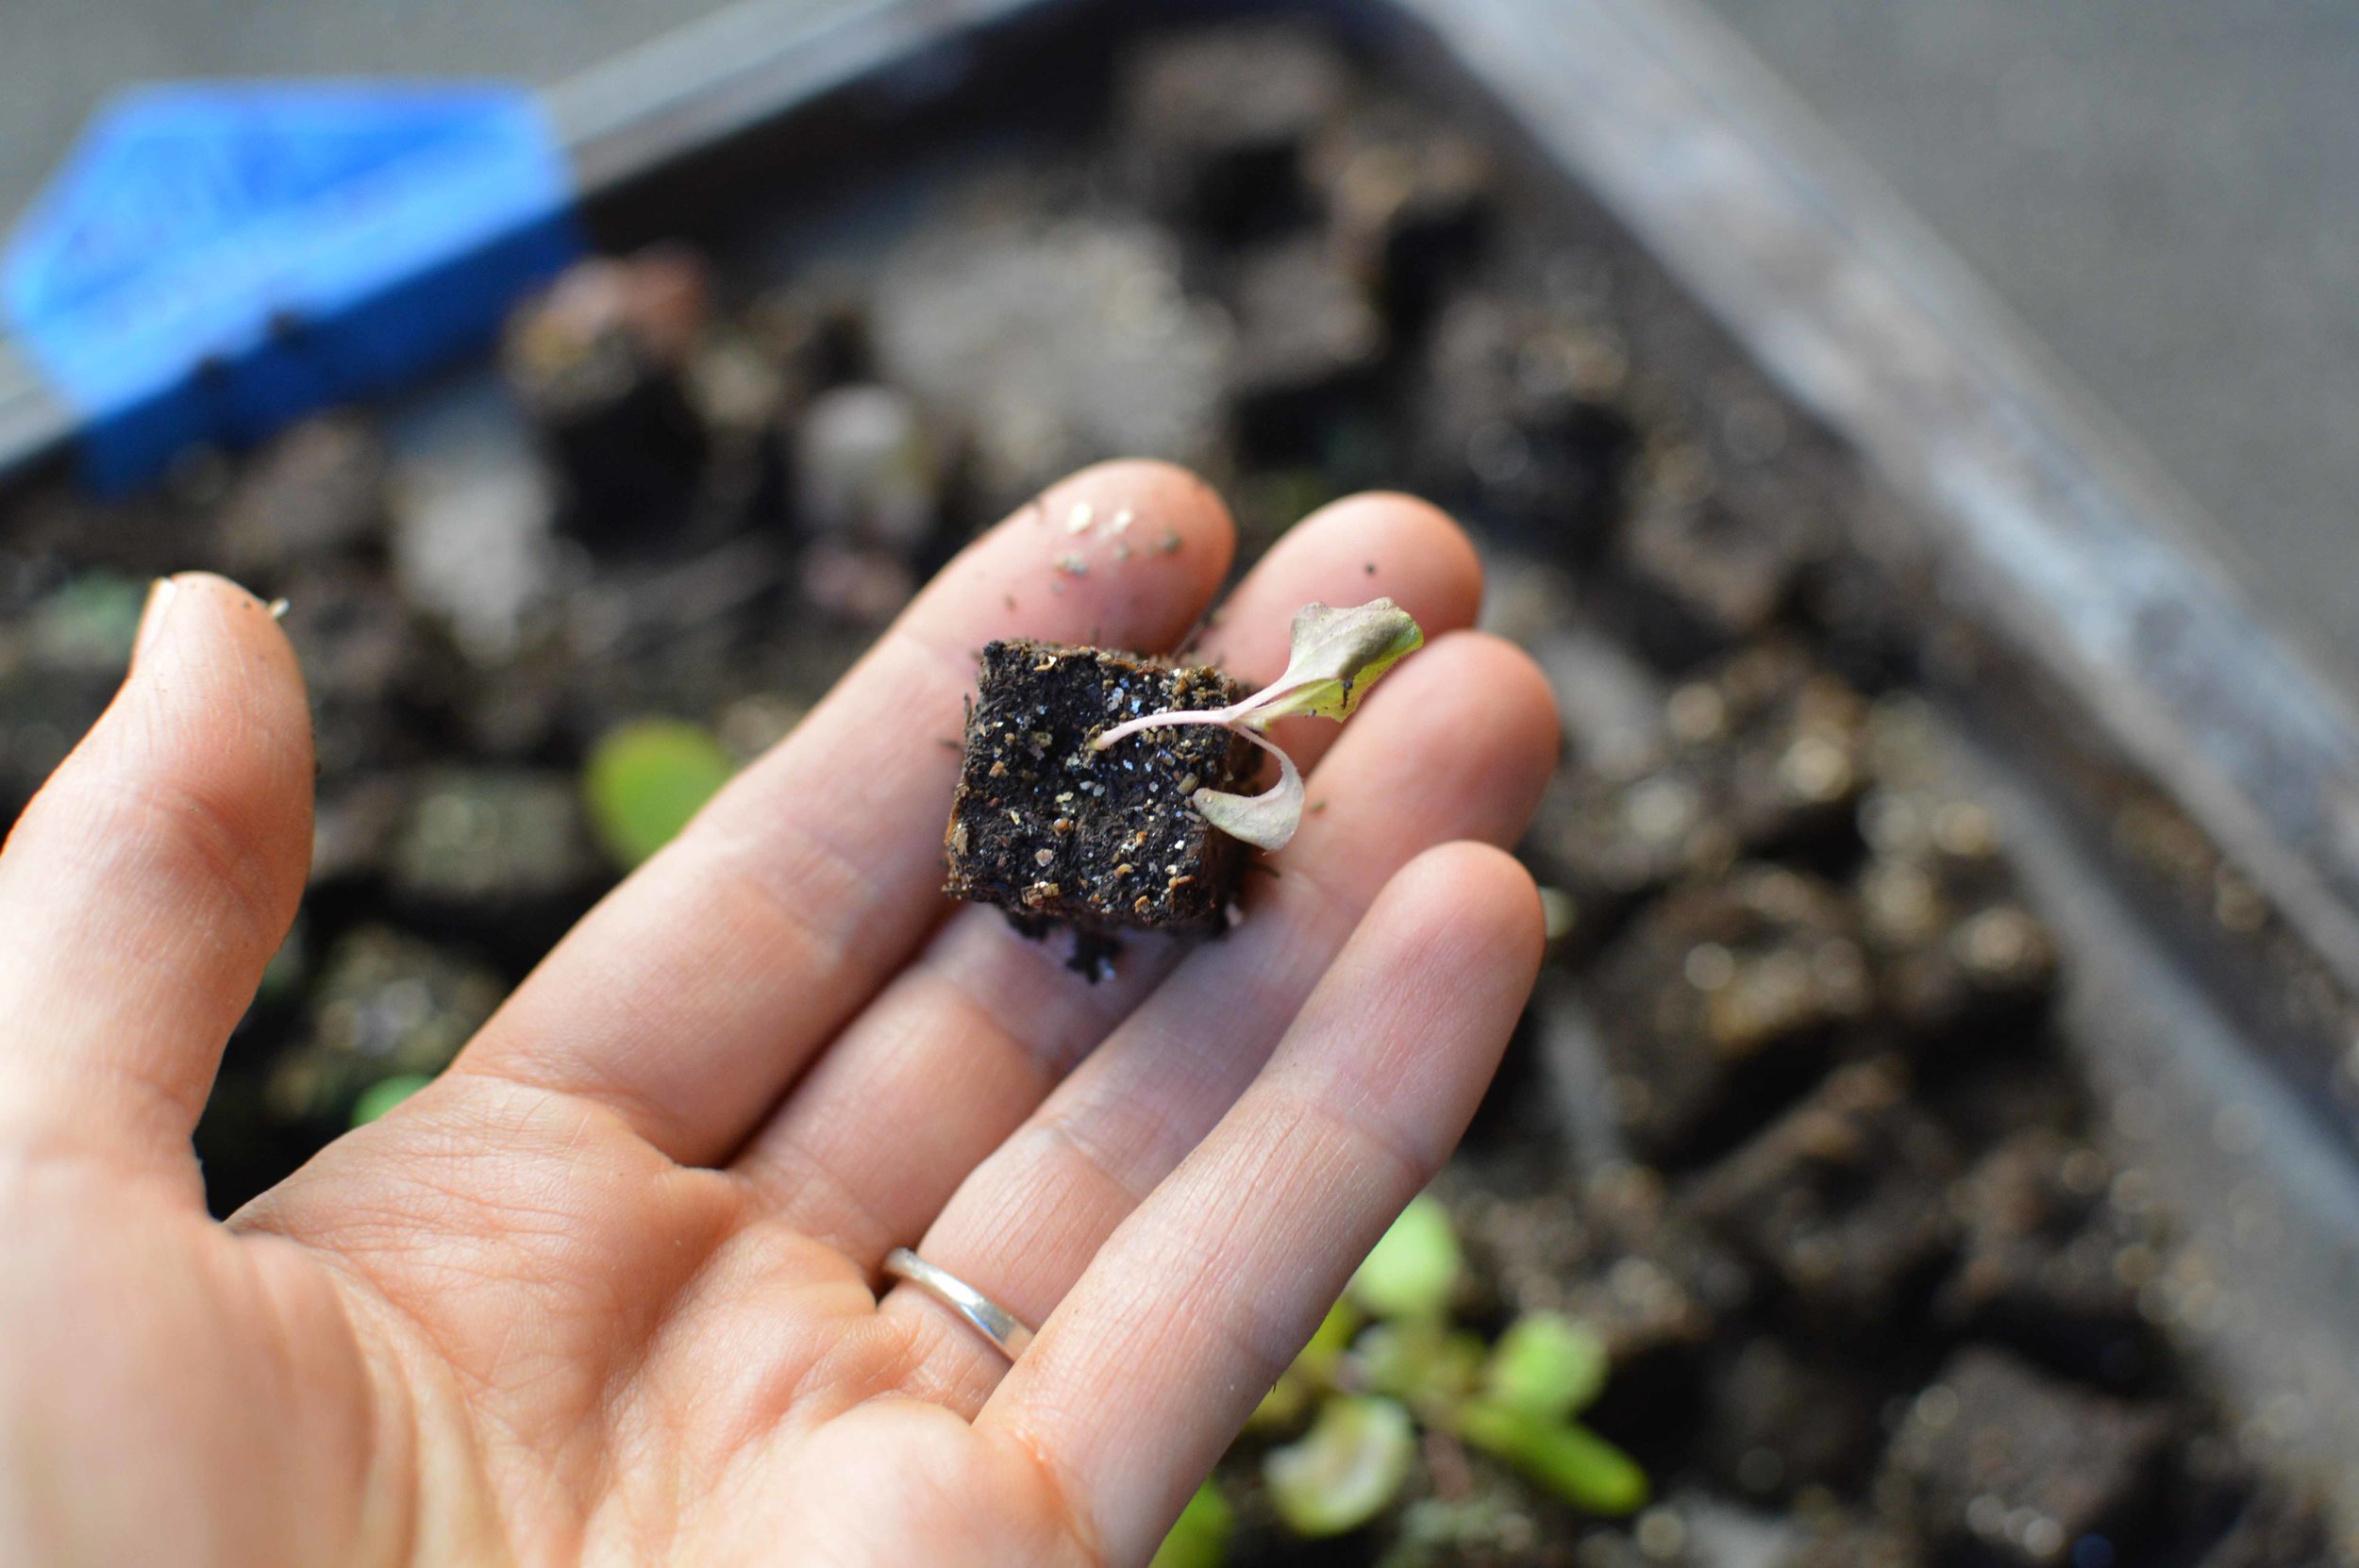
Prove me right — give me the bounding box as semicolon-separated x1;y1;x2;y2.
728;493;1484;1259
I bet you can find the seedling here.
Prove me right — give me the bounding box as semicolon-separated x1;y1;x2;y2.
1264;1395;1418;1538
1347;1190;1462;1320
1092;598;1422;852
945;642;1256;935
1170;1194;1648;1562
944;599;1422;939
1485;1310;1610;1420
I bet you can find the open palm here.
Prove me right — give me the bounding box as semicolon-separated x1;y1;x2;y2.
0;461;1556;1567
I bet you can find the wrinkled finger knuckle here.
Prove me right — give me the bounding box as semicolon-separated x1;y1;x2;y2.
996;1423;1111;1568
79;765;294;951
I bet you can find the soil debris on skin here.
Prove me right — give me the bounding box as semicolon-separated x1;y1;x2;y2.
943;639;1254;942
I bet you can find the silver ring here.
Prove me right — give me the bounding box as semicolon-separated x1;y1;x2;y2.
884;1247;1034;1360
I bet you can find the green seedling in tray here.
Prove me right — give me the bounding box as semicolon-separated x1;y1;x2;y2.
1163;1193;1649;1560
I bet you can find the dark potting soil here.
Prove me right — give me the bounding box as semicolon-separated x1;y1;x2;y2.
944;639;1254;937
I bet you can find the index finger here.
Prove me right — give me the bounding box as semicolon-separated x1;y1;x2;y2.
454;460;1235;1164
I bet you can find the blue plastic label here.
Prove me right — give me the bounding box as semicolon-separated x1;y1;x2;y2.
3;82;582;489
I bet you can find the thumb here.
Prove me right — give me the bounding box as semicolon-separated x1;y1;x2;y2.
0;574;314;1193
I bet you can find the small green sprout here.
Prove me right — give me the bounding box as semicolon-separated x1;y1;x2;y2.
1355;1318;1485;1412
1455;1401;1649;1516
1484;1312;1610;1421
1349;1193;1462;1321
1150;1480;1235;1568
1263;1395;1418;1538
1238;1194;1650;1543
584;719;736;868
350;1072;434;1126
1092;599;1423;851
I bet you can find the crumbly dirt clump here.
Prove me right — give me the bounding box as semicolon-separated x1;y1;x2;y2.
944;638;1256;935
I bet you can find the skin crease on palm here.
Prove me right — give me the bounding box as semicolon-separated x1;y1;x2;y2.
0;460;1558;1568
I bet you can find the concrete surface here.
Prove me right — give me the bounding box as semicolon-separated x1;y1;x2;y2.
1700;0;2359;687
4;0;2356;682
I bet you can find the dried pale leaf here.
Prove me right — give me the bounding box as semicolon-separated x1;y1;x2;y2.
1193;742;1304;852
1240;598;1423;729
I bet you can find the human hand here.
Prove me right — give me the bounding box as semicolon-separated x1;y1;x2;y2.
0;462;1557;1566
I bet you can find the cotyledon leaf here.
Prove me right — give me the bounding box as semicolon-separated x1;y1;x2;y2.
1234;598;1424;729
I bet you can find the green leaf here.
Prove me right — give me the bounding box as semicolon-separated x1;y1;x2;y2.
1485;1313;1611;1421
1247;1372;1312;1434
1150;1480;1234;1568
583;720;736;869
1302;1298;1364;1375
1457;1403;1649;1516
1239;599;1423;729
1356;1319;1486;1412
1349;1193;1461;1321
350;1072;434;1127
1263;1396;1417;1538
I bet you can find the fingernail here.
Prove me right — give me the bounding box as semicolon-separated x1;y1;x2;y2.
135;576;180;662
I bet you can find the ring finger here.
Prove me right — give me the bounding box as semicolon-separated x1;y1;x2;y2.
886;626;1558;1410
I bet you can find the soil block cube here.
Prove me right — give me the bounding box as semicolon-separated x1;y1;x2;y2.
945;639;1256;935
1590;864;1871;1166
1877;1346;2172;1567
1681;1055;1963;1330
502;251;711;545
1934;1129;2161;1388
1226;237;1388;462
1117;22;1349;241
